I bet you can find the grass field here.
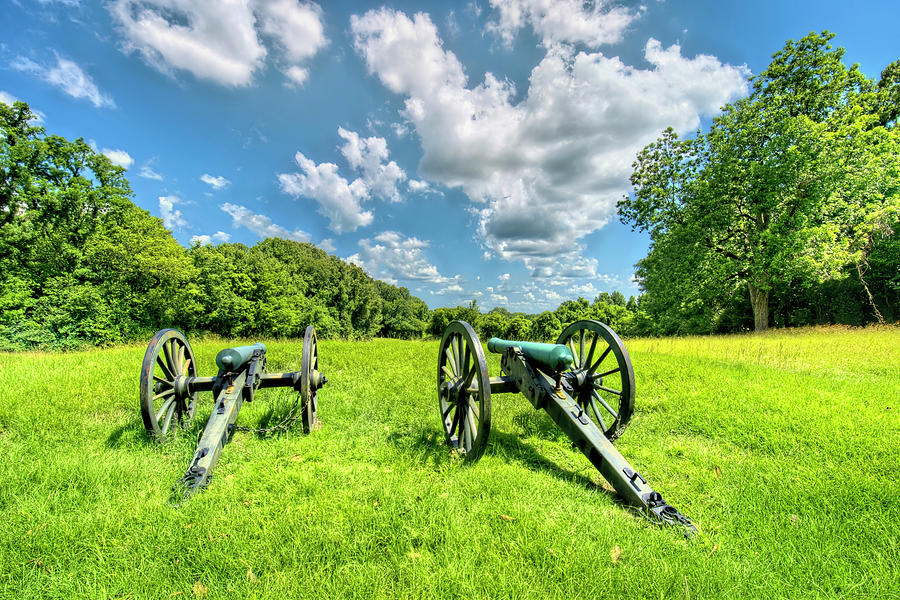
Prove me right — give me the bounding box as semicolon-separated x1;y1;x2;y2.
1;326;898;599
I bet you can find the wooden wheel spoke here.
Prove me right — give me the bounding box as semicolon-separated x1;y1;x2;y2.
588;346;612;375
182;357;191;374
567;339;578;367
465;405;477;451
161;401;176;432
153;375;172;388
595;383;622;396
584;335;598;371
589;396;608;430
156;355;174;380
463;355;478;387
441;365;456;381
176;343;185;373
162;341;175;375
442;403;454;420
156;396;176;423
454;337;464;375
579;334;585;369
594;367;621;379
468;397;480;420
462;345;471;381
592;390;620;418
153;388;175;402
443;346;456;377
448;403;461;439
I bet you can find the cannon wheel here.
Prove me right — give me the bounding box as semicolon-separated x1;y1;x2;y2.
557;320;635;442
438;320;492;461
300;325;319;433
140;328;198;441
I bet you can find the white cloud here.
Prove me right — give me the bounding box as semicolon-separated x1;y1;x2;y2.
278;127;408;233
221;202;311;242
159;195;187;230
255;0;328;85
348;231;457;286
108;0;326;87
498;273;510;281
278;152;374;234
318;238;336;252
486;0;641;48
408;179;441;195
138;158;163;180
190;231;231;246
284;65;309;86
102;148;133;169
200;173;231;190
12;54;115;108
338;127;406;202
351;9;748;276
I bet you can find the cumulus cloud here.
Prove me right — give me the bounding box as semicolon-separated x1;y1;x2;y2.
190;231;231;246
278;127;409;233
318;238;336;252
350;8;748;276
221;202;312;242
338;127;406;202
255;0;328;85
108;0;326;87
278;152;374;234
102;148;133;169
200;173;231;190
348;231;458;286
159;195;187;230
11;54;115;108
486;0;641;48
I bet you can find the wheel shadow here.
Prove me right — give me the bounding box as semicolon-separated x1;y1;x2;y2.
386;423;618;502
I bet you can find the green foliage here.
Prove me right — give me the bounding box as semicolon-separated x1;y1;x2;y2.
0;99;433;348
0;99;201;349
620;31;900;333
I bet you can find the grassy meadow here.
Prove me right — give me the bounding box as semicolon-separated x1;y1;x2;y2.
1;326;898;599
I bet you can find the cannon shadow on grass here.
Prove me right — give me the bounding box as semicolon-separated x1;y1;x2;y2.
387;424;620;504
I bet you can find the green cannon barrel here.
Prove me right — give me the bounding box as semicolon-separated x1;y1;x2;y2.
487;338;574;372
215;342;267;372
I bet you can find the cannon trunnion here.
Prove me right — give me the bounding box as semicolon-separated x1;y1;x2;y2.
139;326;326;498
438;319;695;532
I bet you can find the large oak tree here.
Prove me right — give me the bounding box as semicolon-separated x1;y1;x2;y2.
619;32;899;331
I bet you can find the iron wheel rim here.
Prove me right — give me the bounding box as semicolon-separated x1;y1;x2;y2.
300;325;318;433
139;328;197;442
437;320;492;461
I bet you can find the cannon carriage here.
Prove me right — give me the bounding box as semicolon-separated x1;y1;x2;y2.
437;319;695;532
139;325;326;497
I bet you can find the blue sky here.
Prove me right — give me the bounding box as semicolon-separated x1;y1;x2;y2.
2;0;897;312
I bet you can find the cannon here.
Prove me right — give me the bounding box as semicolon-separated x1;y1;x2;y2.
139;326;327;497
437;320;696;532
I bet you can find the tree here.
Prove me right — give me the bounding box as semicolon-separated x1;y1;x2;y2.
620;32;899;331
1;99;199;347
531;311;561;341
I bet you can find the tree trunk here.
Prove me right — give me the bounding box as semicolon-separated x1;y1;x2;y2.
856;260;885;324
748;284;769;332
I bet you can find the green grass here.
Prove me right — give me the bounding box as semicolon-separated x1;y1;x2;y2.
1;326;898;599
